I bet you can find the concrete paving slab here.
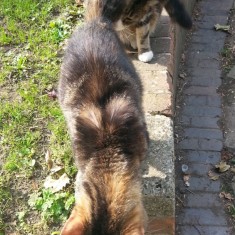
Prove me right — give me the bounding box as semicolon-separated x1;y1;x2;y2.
142;115;174;218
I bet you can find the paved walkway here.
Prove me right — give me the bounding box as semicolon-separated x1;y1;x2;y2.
175;0;234;234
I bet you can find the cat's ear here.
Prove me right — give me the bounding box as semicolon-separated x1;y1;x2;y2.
60;207;85;235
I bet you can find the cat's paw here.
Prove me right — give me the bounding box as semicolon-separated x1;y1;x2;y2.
138;51;153;62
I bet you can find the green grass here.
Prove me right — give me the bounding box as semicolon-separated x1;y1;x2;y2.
0;0;83;234
28;189;75;223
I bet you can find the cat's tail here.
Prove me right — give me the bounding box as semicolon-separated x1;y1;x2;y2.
162;0;192;29
76;97;147;160
85;0;126;22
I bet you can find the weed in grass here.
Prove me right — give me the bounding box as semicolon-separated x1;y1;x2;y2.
28;189;75;223
50;19;72;43
17;211;27;227
227;204;235;218
14;54;27;71
221;44;234;73
221;47;230;57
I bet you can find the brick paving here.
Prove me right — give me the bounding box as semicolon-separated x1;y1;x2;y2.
175;0;234;234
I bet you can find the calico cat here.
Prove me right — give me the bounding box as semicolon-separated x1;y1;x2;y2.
78;0;192;63
58;0;148;234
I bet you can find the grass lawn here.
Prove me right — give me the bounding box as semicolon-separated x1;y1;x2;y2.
0;0;84;234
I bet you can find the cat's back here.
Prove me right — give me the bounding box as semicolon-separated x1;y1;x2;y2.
58;18;141;109
62;19;130;76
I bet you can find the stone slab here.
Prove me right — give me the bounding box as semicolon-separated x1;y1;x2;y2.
142;114;175;217
179;150;221;164
185;193;223;207
177;208;228;226
177;225;231;235
140;70;172;93
143;93;172;115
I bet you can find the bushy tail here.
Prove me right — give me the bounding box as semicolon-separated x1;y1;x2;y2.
85;0;126;22
161;0;192;29
76;98;147;159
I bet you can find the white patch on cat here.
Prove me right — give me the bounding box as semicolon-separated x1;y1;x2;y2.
138;51;153;62
115;19;125;31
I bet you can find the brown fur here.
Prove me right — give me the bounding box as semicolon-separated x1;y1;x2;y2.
146;217;175;234
58;2;148;234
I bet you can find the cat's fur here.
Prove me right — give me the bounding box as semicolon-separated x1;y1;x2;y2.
77;0;192;62
58;1;148;234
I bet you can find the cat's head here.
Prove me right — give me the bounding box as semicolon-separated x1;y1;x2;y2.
82;0;132;24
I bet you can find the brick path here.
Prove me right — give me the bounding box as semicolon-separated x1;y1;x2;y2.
175;0;234;234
